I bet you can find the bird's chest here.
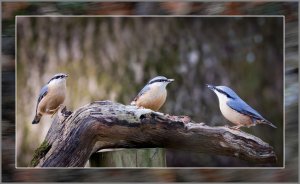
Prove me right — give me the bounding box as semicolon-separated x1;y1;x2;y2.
46;83;66;107
219;100;252;126
151;86;167;100
50;83;66;98
138;86;167;111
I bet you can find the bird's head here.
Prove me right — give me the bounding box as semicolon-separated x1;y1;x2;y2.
206;84;238;100
147;76;174;88
48;73;68;85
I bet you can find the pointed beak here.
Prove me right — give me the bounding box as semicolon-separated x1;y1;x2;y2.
206;84;215;90
65;74;68;78
168;79;175;83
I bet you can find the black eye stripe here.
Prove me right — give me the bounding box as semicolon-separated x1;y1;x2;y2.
216;88;234;99
48;75;65;83
148;79;168;84
54;76;62;79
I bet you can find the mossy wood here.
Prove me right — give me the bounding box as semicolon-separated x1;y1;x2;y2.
31;100;277;167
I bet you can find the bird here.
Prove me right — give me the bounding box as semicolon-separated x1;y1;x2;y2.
32;73;68;124
131;76;174;111
206;84;277;129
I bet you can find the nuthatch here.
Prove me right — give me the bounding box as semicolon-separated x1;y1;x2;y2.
206;84;277;129
131;76;174;111
32;73;68;124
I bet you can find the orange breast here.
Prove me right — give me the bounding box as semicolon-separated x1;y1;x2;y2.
220;101;253;126
37;87;66;115
135;88;167;111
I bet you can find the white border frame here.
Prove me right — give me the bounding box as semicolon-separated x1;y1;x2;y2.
15;15;285;169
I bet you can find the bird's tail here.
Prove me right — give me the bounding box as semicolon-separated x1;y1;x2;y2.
32;115;41;124
261;119;277;128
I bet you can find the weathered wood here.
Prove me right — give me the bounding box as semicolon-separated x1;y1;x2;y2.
31;100;277;167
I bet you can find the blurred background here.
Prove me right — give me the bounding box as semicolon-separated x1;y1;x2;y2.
16;16;283;168
3;1;298;182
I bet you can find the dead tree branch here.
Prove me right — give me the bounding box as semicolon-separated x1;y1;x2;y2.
31;100;277;167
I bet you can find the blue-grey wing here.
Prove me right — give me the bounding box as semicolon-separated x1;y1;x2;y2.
227;99;264;122
133;85;150;101
35;85;48;113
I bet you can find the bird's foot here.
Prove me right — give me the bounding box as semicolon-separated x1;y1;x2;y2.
48;109;57;118
49;105;63;118
50;111;59;118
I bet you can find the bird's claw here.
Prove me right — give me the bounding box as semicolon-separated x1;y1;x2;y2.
49;104;64;118
51;110;59;118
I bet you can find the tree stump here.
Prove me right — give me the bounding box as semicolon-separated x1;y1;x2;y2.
89;148;166;167
30;100;277;167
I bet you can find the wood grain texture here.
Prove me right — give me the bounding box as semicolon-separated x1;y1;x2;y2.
89;148;166;167
31;100;277;167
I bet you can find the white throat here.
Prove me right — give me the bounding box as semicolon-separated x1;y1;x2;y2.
150;82;168;90
48;78;66;89
215;91;229;106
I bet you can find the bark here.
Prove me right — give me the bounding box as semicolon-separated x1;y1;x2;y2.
31;100;277;167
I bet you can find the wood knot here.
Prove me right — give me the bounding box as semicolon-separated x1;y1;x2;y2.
61;106;72;117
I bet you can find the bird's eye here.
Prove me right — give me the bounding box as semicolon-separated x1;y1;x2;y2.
55;75;63;79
